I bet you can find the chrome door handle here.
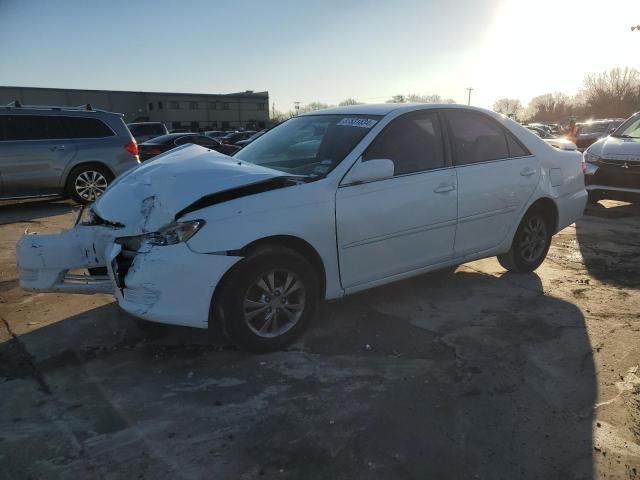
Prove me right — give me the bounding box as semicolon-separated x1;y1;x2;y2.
50;145;65;151
434;184;456;194
520;168;536;176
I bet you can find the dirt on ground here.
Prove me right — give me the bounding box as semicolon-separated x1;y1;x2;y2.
0;198;639;480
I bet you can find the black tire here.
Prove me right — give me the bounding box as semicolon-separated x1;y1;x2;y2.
214;245;319;353
66;164;114;205
497;207;553;273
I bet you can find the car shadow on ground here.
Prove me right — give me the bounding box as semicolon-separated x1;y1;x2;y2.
0;198;78;225
575;200;640;289
0;269;596;479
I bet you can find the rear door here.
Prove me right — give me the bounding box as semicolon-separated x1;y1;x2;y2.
336;110;457;289
444;110;539;256
0;114;76;197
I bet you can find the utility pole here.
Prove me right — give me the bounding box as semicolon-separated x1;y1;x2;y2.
294;101;300;116
272;103;275;121
466;87;474;106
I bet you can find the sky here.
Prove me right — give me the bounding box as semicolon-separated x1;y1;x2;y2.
1;0;639;112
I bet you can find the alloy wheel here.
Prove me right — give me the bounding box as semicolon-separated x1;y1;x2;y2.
74;170;108;201
519;215;547;263
243;269;306;338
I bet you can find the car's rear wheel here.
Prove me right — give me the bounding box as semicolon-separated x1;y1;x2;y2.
497;208;553;273
214;246;319;353
66;164;113;204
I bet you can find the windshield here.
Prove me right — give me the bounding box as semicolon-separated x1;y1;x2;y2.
612;115;640;138
234;114;381;176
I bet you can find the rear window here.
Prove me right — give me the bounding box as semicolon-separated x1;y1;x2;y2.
63;117;114;138
129;123;165;136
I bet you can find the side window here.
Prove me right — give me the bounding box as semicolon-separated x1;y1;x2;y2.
362;111;445;175
3;115;48;141
506;133;529;157
446;111;509;165
62;117;114;138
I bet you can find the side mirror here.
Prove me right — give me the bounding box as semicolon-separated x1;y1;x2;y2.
346;159;394;184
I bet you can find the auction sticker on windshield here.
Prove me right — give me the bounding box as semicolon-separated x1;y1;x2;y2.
337;118;378;128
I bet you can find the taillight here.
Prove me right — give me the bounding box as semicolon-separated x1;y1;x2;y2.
125;141;138;156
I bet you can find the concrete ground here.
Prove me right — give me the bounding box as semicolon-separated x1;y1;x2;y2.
0;198;639;480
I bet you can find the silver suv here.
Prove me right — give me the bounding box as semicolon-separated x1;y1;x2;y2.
0;103;140;204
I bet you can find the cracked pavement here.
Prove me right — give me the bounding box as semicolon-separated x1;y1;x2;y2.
0;198;639;479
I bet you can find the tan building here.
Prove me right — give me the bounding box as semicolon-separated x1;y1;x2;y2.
0;86;270;131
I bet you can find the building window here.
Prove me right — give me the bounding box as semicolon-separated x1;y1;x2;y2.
257;103;265;111
222;121;230;129
190;121;200;131
171;121;181;130
158;101;163;110
210;121;218;128
148;102;153;111
189;101;198;110
209;102;217;110
222;102;230;110
170;101;180;109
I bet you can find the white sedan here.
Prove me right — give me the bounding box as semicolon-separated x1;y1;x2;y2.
16;104;587;352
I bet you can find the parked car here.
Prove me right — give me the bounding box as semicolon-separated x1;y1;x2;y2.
575;119;625;151
526;126;554;138
583;112;640;203
204;130;228;139
169;128;190;133
127;122;168;143
16;104;586;352
0;103;139;204
527;123;554;136
219;130;256;145
138;133;240;161
525;126;577;151
234;129;267;148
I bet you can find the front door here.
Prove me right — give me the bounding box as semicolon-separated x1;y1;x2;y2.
443;110;540;256
0;115;76;197
336;110;457;289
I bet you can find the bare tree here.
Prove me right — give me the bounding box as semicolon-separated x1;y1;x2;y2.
387;93;456;104
526;92;573;122
582;67;640;118
299;102;329;113
339;98;362;106
270;109;290;123
386;94;406;103
492;98;523;119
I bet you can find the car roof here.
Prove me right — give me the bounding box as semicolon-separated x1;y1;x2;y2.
128;121;164;126
299;103;494;117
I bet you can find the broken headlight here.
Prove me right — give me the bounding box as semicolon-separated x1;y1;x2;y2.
145;220;206;246
76;206;96;225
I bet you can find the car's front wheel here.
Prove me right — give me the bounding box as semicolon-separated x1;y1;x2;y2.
497;207;553;273
66;164;113;204
215;246;319;353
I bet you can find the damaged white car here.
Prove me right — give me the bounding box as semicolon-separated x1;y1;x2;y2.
17;104;587;352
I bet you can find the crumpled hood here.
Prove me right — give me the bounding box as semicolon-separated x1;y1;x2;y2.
587;136;640;161
93;145;287;233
